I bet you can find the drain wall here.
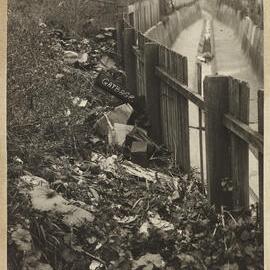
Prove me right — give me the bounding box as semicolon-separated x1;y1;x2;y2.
213;3;263;79
144;2;202;47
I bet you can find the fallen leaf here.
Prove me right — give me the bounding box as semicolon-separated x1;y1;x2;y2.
245;245;255;258
114;215;138;224
139;221;151;238
220;263;239;270
148;212;174;231
241;230;250;241
89;260;103;270
89;187;99;201
177;253;196;266
11;226;32;252
132;253;164;270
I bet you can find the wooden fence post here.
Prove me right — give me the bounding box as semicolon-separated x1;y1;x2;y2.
144;42;162;144
258;90;264;230
116;18;124;65
204;76;231;208
123;27;137;96
228;79;250;211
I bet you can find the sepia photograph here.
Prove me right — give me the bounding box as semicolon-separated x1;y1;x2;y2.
1;0;269;269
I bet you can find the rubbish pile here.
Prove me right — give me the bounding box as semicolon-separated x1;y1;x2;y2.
93;100;170;168
8;151;262;270
36;23;170;170
52;27;119;75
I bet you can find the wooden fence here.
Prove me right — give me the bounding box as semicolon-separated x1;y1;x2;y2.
127;0;161;32
119;14;264;224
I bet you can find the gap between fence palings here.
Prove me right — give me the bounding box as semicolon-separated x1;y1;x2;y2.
197;62;204;189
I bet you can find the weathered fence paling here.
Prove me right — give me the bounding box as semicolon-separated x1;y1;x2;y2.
123;27;137;96
258;90;264;229
204;76;231;208
197;62;204;186
144;42;162;143
205;75;264;214
116;18;125;64
228;78;249;210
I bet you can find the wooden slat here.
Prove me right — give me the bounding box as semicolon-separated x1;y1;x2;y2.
258;89;264;230
223;114;263;154
197;62;204;187
116;18;124;64
144;42;162;143
175;54;182;164
204;76;231;208
156;67;205;110
179;92;190;171
228;78;250;210
123;28;137;96
132;46;142;58
135;38;146;98
179;52;190;172
138;32;145;51
160;46;168;150
183;56;188;86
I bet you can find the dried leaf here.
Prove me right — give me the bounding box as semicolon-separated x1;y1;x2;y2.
114;215;138;224
220;263;239;270
241;230;250;241
148;212;174;231
11;226;32;252
89;260;103;270
132;253;164;270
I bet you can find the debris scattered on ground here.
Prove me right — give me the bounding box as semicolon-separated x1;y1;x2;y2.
95;103;134;136
20;175;95;227
131;141;148;167
63;50;79;64
95;71;135;106
8;149;264;270
72;96;88;107
132;253;165;270
110;123;134;146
